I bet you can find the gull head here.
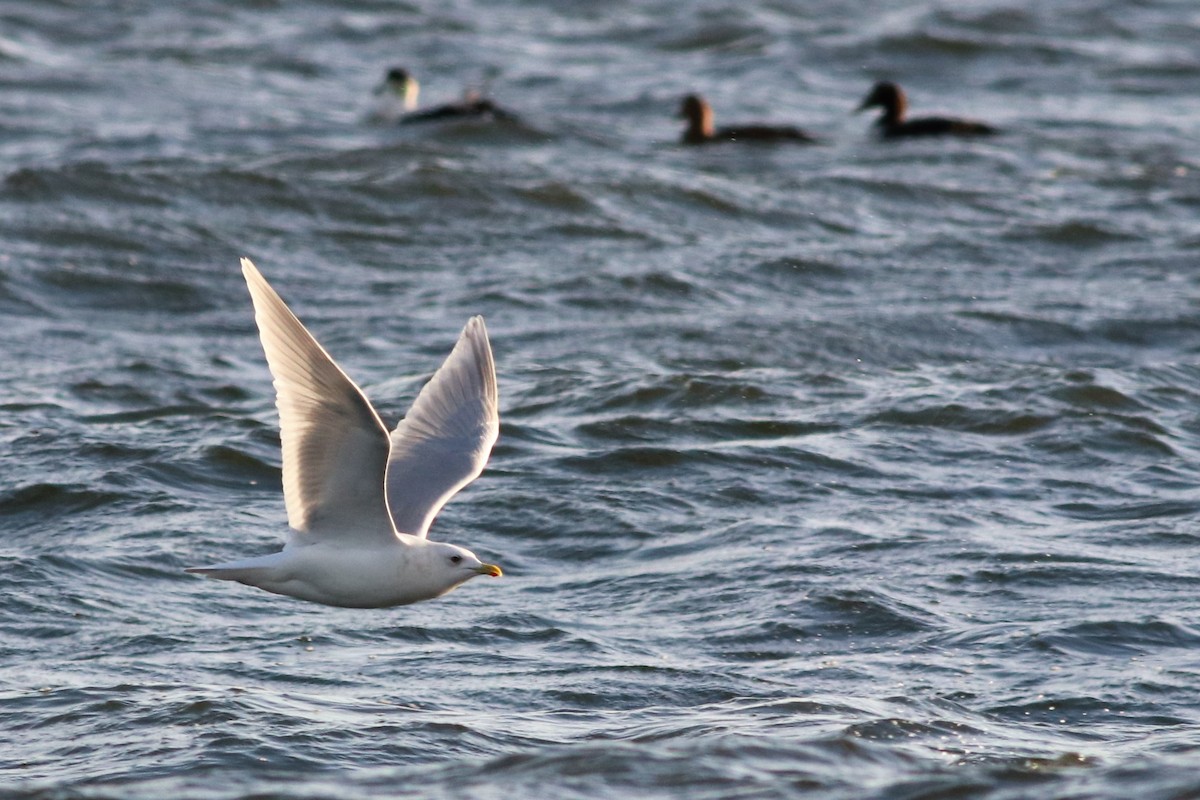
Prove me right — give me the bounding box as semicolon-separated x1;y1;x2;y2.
427;541;503;588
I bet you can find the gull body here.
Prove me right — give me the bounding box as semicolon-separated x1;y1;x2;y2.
187;259;502;608
193;539;489;609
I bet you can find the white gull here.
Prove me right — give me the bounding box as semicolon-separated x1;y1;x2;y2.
187;258;502;607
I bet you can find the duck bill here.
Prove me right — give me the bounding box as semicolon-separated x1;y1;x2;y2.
474;563;503;578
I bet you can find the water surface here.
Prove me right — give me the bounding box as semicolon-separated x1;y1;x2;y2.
2;1;1200;797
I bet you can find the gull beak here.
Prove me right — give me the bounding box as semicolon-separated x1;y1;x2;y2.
474;563;503;578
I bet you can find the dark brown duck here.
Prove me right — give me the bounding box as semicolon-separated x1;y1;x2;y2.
679;94;817;146
856;81;997;138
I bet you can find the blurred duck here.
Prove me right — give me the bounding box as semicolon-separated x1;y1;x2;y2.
372;67;518;125
856;81;997;138
678;94;817;146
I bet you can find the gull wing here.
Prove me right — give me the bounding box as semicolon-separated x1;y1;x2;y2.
385;316;498;538
241;258;395;543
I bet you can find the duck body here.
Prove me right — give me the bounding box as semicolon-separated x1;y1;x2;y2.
878;116;997;138
857;81;997;139
679;94;817;146
401;93;519;125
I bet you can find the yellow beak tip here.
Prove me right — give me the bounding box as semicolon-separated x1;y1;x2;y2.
477;564;503;578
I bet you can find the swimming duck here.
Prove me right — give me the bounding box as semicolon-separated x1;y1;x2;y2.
678;94;817;146
856;81;997;138
372;66;518;125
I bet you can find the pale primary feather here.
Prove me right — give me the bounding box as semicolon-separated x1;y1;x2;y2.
385;316;499;537
241;258;394;542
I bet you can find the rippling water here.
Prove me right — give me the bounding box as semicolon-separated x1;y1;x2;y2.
3;0;1200;797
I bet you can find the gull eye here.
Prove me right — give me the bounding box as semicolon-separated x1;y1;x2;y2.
450;555;462;565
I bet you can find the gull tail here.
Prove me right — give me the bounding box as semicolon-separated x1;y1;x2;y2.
186;552;287;585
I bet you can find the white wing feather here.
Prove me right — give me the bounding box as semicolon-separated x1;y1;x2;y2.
240;258;395;543
385;316;498;538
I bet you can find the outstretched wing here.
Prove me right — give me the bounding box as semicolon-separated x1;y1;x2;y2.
385;316;498;538
241;258;395;543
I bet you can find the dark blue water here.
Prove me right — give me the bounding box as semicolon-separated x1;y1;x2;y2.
3;1;1200;797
